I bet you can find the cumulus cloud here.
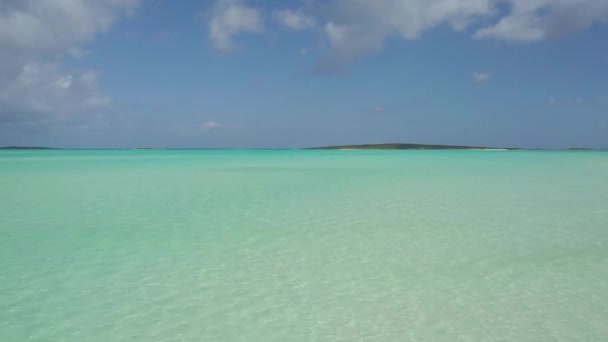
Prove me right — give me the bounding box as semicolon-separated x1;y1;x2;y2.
67;47;90;59
472;71;491;83
475;0;608;42
266;0;608;70
317;21;385;71
0;0;139;124
208;0;263;52
0;0;138;54
274;9;316;30
315;0;495;71
0;63;109;124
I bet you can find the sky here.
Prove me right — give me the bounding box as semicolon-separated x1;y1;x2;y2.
0;0;607;149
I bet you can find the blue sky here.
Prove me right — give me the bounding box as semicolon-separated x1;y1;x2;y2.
0;0;607;148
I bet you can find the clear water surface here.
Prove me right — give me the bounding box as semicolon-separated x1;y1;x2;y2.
1;150;607;341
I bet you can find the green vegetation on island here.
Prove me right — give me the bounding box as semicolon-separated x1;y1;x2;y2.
306;143;520;150
0;146;60;150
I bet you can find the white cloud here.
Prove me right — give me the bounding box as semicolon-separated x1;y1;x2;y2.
317;0;494;71
208;0;263;52
472;71;491;83
268;0;608;70
0;0;139;124
319;21;387;71
202;121;225;130
475;0;608;42
274;9;316;30
0;63;109;124
67;47;90;59
0;0;139;54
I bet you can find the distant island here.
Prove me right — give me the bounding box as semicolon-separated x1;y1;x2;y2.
306;143;520;150
0;146;60;150
0;145;603;151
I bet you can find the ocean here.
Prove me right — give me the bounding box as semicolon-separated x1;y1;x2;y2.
1;150;607;341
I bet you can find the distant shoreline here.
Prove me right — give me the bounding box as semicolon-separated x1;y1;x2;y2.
1;145;606;151
305;143;522;150
0;146;60;150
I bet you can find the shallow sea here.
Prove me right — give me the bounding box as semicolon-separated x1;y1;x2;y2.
1;150;607;341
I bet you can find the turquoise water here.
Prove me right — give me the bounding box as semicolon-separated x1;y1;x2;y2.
1;150;607;341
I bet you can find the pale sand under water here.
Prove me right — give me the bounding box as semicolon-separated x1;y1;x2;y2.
1;150;607;341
